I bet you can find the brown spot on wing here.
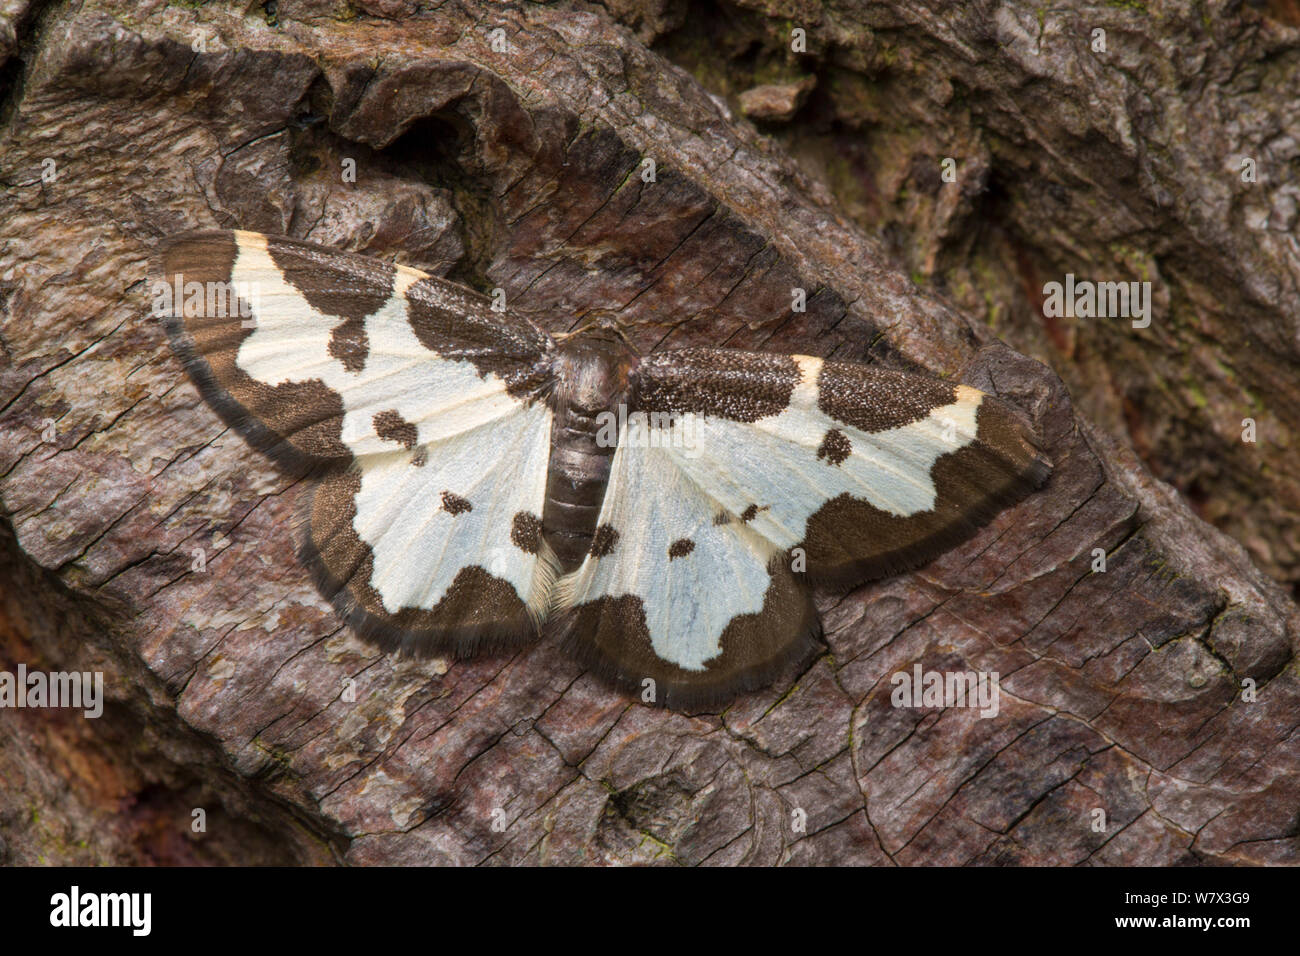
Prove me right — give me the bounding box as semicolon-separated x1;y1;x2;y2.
511;511;542;554
303;469;535;654
373;409;418;450
668;538;695;559
817;428;851;465
817;362;957;433
267;234;396;322
632;348;798;423
590;524;619;557
798;397;1051;587
441;491;472;515
329;316;369;372
740;504;768;523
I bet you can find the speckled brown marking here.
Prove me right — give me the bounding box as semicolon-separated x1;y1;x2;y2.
406;278;554;400
373;409;418;450
441;491;472;515
590;524;619;557
817;362;957;433
713;511;731;526
817;428;851;465
631;348;798;422
668;538;695;560
798;398;1051;586
411;447;427;467
267;235;396;322
329;316;369;373
740;504;768;523
161;232;350;466
511;511;542;554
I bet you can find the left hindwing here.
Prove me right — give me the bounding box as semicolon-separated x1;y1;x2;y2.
557;347;1049;705
160;230;558;654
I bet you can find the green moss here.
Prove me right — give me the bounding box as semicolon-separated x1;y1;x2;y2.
252;737;295;775
983;289;1002;330
636;832;677;860
815;144;861;200
1212;355;1238;383
1106;0;1148;11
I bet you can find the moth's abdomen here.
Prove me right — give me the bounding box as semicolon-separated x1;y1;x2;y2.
544;409;615;570
543;335;631;571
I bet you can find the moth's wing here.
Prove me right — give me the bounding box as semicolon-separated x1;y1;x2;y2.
160;230;558;653
628;348;1052;588
159;229;552;469
554;431;820;710
304;407;557;655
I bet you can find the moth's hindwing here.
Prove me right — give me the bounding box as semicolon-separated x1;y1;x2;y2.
554;423;820;709
557;347;1050;705
161;230;558;653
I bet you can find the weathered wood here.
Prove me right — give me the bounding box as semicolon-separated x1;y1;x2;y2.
633;0;1300;592
0;0;1296;864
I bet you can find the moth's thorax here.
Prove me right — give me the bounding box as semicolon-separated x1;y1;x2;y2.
543;332;636;571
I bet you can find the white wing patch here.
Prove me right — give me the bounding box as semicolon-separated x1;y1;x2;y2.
661;356;982;550
355;402;554;619
228;232;554;616
558;419;778;671
231;232;522;452
559;356;985;671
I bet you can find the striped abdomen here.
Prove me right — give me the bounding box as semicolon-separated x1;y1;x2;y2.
542;334;631;571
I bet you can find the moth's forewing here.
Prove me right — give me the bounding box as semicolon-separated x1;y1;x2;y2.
161;230;558;654
554;347;1050;705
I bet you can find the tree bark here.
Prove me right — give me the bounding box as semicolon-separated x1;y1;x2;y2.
629;0;1300;593
0;0;1296;865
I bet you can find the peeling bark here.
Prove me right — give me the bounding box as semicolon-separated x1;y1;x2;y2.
0;1;1297;865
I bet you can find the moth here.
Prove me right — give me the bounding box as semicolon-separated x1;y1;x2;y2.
159;230;1051;708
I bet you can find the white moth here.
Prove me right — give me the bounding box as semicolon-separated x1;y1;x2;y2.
160;230;1051;708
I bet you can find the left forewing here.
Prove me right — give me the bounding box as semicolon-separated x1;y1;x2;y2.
159;230;559;654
